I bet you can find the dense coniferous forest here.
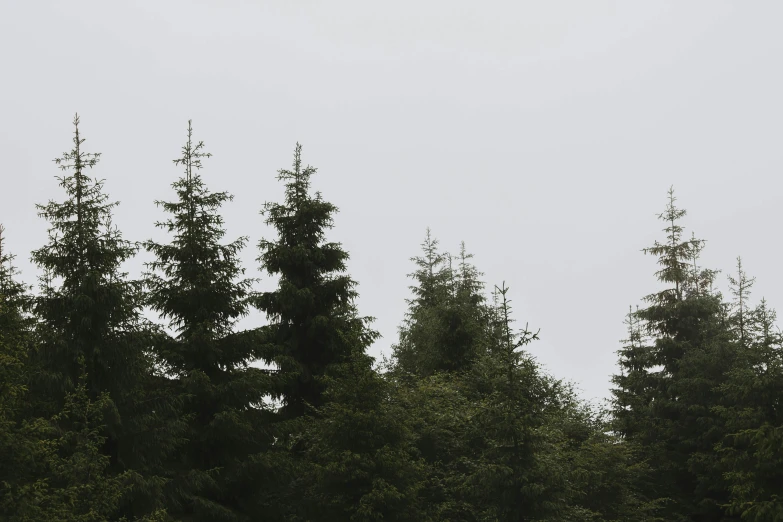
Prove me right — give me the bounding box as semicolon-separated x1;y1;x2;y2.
2;116;783;521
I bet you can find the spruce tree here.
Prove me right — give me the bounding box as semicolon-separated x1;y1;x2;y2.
143;121;271;521
717;293;783;521
392;232;489;378
466;282;569;521
29;115;149;408
0;223;36;517
392;229;451;377
25;115;175;519
395;369;479;521
441;242;489;371
254;143;376;420
612;188;737;521
0;224;33;427
1;225;157;521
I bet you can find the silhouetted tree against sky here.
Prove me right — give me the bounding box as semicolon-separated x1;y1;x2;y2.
612;188;739;521
393;231;490;378
25;115;177;519
144;121;271;521
254;143;376;420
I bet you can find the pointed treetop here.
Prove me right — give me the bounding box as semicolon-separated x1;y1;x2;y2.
54;113;101;172
728;256;755;313
174;120;212;184
494;281;540;357
622;305;644;350
406;228;449;309
728;256;757;344
277;142;316;203
642;187;702;301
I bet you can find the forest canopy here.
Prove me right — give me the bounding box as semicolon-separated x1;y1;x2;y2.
1;115;782;521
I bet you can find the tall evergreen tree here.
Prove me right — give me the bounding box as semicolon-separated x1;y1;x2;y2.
465;282;570;521
1;225;159;521
0;224;33;427
0;223;37;517
717;291;783;521
612;188;737;521
143;121;272;521
25;115;176;519
254;143;376;420
29;115;149;410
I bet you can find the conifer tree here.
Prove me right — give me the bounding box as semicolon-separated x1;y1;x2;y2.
555;399;665;522
143;121;271;521
29;115;150;409
0;224;33;423
394;370;479;520
392;232;489;378
441;242;489;371
611;305;657;443
717;295;783;521
392;229;451;377
612;188;737;521
1;225;161;521
25;116;176;519
254;143;376;420
466;282;569;521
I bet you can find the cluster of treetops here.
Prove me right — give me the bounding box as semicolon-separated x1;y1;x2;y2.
1;115;781;522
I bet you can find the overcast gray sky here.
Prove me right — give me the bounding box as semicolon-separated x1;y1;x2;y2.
2;1;782;404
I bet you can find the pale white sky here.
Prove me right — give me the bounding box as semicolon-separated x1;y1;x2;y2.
2;1;782;403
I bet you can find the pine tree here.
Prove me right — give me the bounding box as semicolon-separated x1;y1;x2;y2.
254;143;376;420
612;188;737;521
30;115;147;406
143;121;271;521
392;229;451;378
1;225;159;521
25;116;175;519
717;294;783;521
392;232;489;378
465;282;569;521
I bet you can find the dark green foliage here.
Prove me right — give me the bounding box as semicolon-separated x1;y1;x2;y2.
0;223;33;430
716;289;783;520
393;231;490;378
299;352;428;521
554;401;666;522
29;115;152;412
6;118;783;522
612;188;740;521
24;116;177;520
143;121;272;521
460;283;570;521
254;143;373;420
0;226;161;521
